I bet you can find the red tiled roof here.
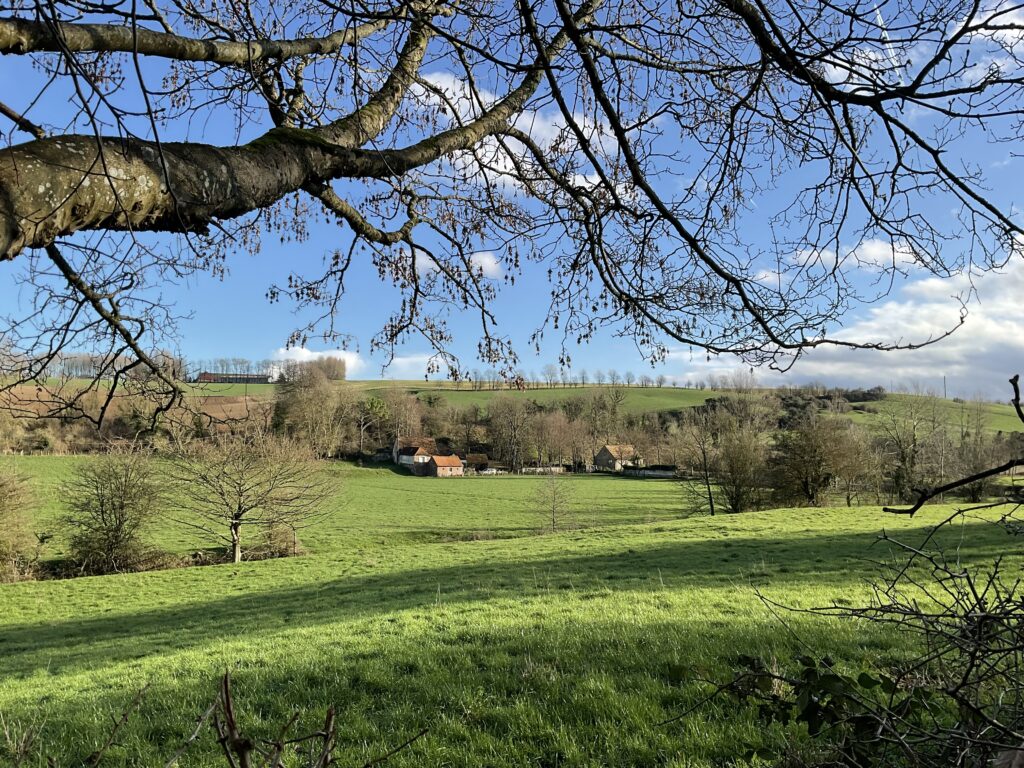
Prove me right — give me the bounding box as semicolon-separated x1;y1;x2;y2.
430;455;464;468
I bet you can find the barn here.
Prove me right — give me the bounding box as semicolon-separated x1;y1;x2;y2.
464;453;489;471
428;455;465;477
397;446;433;475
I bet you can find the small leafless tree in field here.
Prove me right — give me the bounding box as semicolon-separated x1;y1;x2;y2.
169;430;331;563
533;472;574;531
678;407;718;516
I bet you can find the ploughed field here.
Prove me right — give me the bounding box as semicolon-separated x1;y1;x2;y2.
0;458;1015;766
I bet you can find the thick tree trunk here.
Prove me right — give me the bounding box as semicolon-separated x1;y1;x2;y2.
231;522;242;564
0;7;587;261
0;130;385;261
0;15;390;64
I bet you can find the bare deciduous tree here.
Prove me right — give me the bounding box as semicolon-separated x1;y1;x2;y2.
2;0;1020;420
169;431;330;563
678;407;718;516
489;396;532;473
533;472;574;531
828;421;880;507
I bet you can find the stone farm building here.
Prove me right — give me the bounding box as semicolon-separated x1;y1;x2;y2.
594;444;643;472
429;455;465;477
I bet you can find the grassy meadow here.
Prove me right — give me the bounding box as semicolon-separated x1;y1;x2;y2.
0;458;1017;766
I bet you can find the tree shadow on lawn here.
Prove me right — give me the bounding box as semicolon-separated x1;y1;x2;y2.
0;518;1009;679
3;608;907;768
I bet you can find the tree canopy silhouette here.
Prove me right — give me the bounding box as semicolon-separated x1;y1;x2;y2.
1;0;1022;418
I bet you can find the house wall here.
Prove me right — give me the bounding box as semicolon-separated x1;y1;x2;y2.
593;449;619;471
433;465;463;477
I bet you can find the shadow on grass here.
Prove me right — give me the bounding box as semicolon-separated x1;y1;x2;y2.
1;605;904;768
0;518;1008;679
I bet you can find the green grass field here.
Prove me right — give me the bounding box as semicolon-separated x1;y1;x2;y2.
0;457;1015;767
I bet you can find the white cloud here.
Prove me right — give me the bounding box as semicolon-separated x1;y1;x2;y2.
790;239;924;276
821;47;904;92
415;71;616;194
272;347;366;377
794;247;838;271
412;247;502;280
272;347;445;381
470;251;503;278
371;353;437;380
669;259;1024;399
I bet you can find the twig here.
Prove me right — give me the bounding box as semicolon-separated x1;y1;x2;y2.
359;728;428;768
883;458;1024;516
0;100;45;139
163;698;218;768
87;684;149;766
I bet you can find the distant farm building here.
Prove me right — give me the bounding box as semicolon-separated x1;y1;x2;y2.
464;453;490;471
195;372;272;385
594;444;643;472
392;437;438;464
429;455;465;477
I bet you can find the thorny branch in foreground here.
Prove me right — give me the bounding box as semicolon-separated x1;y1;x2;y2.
4;671;427;767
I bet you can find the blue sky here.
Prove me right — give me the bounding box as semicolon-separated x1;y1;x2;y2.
2;8;1024;399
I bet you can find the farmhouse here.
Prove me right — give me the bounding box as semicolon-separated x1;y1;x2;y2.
397;445;433;474
392;436;438;464
594;444;643;472
429;455;465;477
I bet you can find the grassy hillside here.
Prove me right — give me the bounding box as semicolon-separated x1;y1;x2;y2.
0;458;1014;766
847;392;1023;434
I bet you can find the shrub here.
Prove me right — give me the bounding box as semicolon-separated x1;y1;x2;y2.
247;521;303;560
0;466;37;581
62;445;163;575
